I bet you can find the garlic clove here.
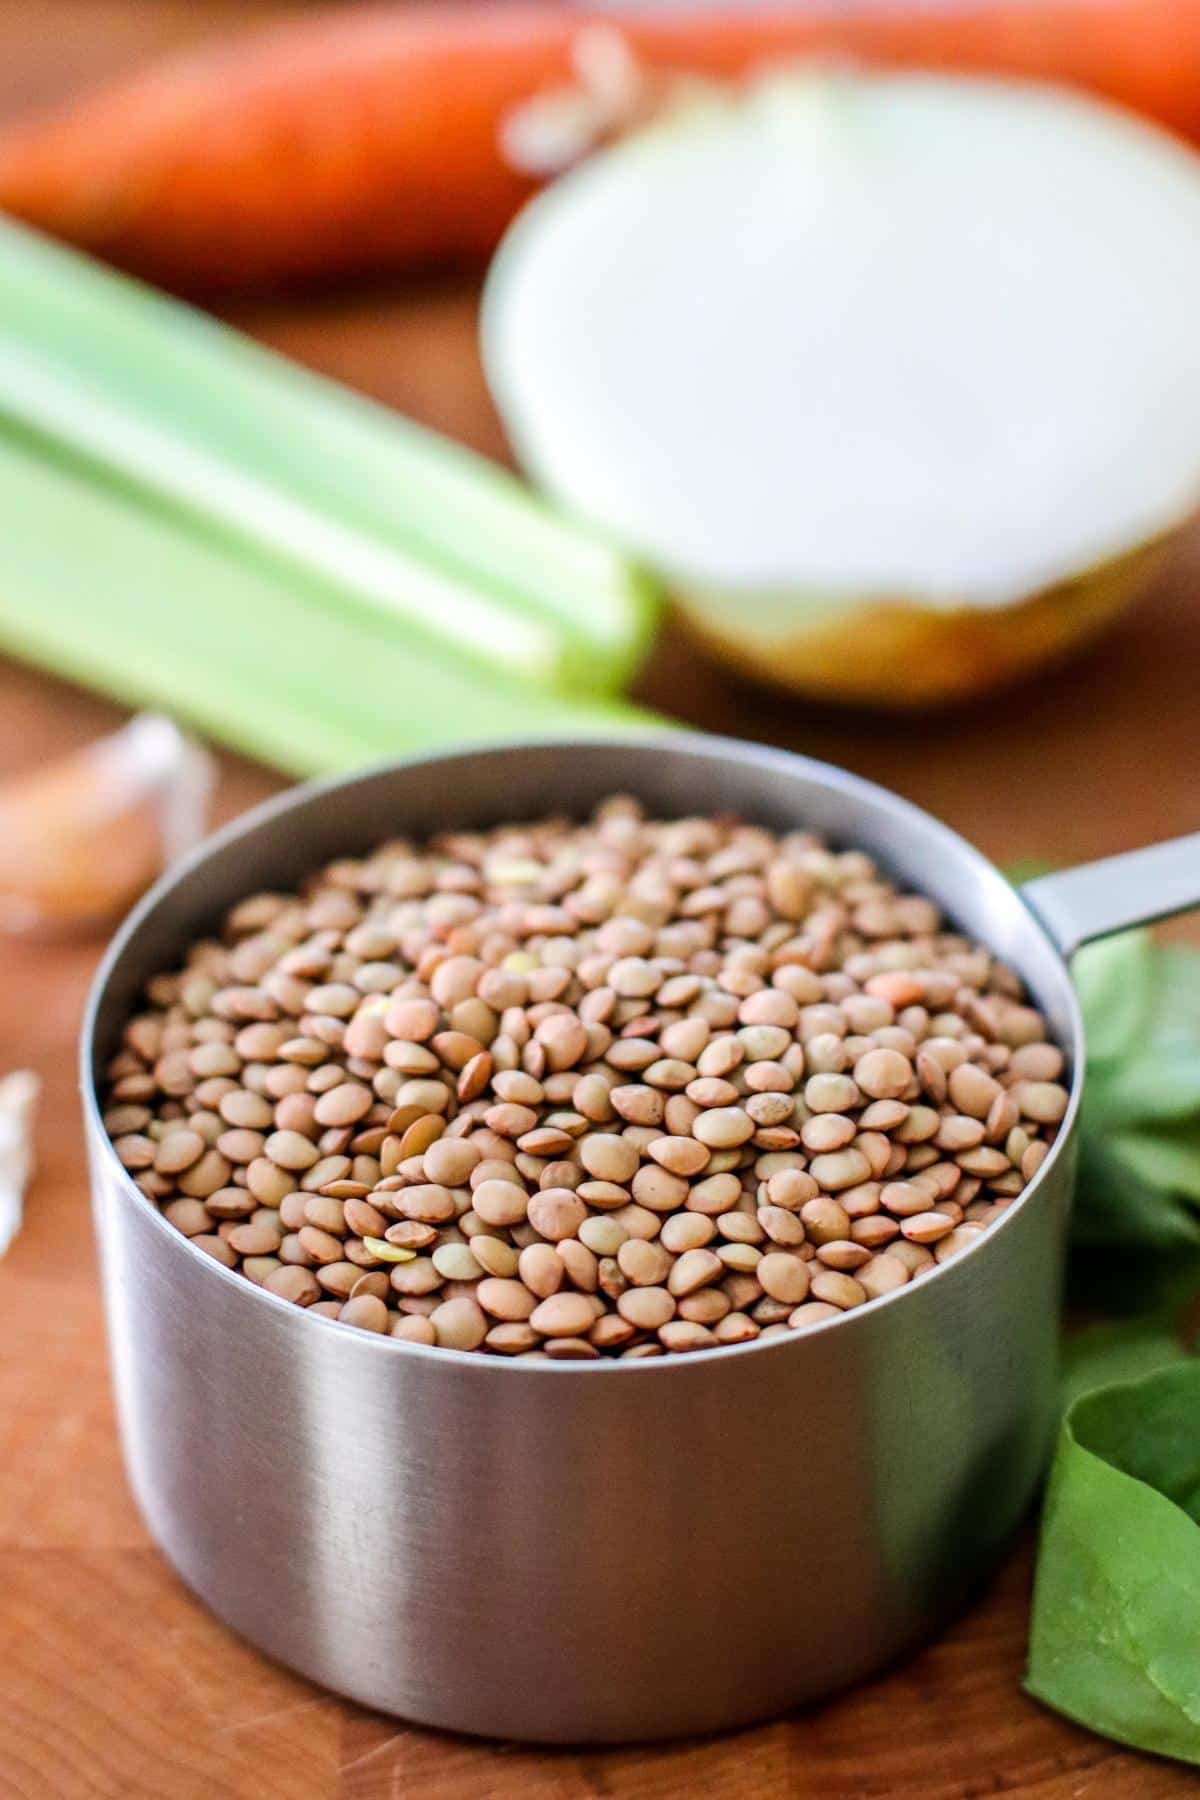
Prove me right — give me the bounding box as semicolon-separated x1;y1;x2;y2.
0;712;213;935
0;1070;38;1256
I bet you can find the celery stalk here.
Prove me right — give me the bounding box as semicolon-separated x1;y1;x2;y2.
0;423;656;776
0;218;659;697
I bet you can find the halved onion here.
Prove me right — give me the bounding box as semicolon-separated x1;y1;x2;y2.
483;71;1200;706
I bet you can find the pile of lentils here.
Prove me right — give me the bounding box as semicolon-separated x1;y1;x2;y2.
102;799;1069;1359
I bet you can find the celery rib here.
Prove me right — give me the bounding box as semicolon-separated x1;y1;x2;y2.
0;218;659;698
0;423;656;777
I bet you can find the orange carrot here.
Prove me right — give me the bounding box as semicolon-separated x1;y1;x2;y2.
1;1;1198;292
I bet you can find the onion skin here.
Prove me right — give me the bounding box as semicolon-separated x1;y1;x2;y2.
675;536;1173;709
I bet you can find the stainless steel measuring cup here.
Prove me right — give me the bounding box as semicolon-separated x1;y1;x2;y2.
80;732;1200;1743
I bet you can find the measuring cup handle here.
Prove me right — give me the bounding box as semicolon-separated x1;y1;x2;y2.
1021;832;1200;958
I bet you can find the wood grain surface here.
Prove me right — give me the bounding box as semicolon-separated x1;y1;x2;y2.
1;5;1198;1794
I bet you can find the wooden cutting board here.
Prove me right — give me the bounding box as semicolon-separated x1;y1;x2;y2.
1;5;1197;1793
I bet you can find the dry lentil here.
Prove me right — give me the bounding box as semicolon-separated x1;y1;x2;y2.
757;1253;810;1305
430;1297;488;1350
341;1294;390;1333
105;798;1067;1357
391;1314;436;1344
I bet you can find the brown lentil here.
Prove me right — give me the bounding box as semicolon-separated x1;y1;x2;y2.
757;1252;810;1305
518;1242;564;1298
391;1314;437;1345
810;1270;867;1310
788;1301;843;1330
527;1188;587;1242
430;1297;488;1350
341;1294;390;1333
105;799;1066;1357
617;1286;676;1330
660;1212;714;1253
529;1292;597;1337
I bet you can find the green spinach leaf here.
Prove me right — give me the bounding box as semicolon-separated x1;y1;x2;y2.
1069;932;1200;1253
1073;931;1156;1067
1071;1136;1200;1255
1027;1364;1200;1764
1061;1315;1189;1412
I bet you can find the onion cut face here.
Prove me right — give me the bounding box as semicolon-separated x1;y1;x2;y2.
483;72;1200;705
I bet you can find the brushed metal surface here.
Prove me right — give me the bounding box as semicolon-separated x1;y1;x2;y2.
1024;832;1200;956
79;732;1181;1743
